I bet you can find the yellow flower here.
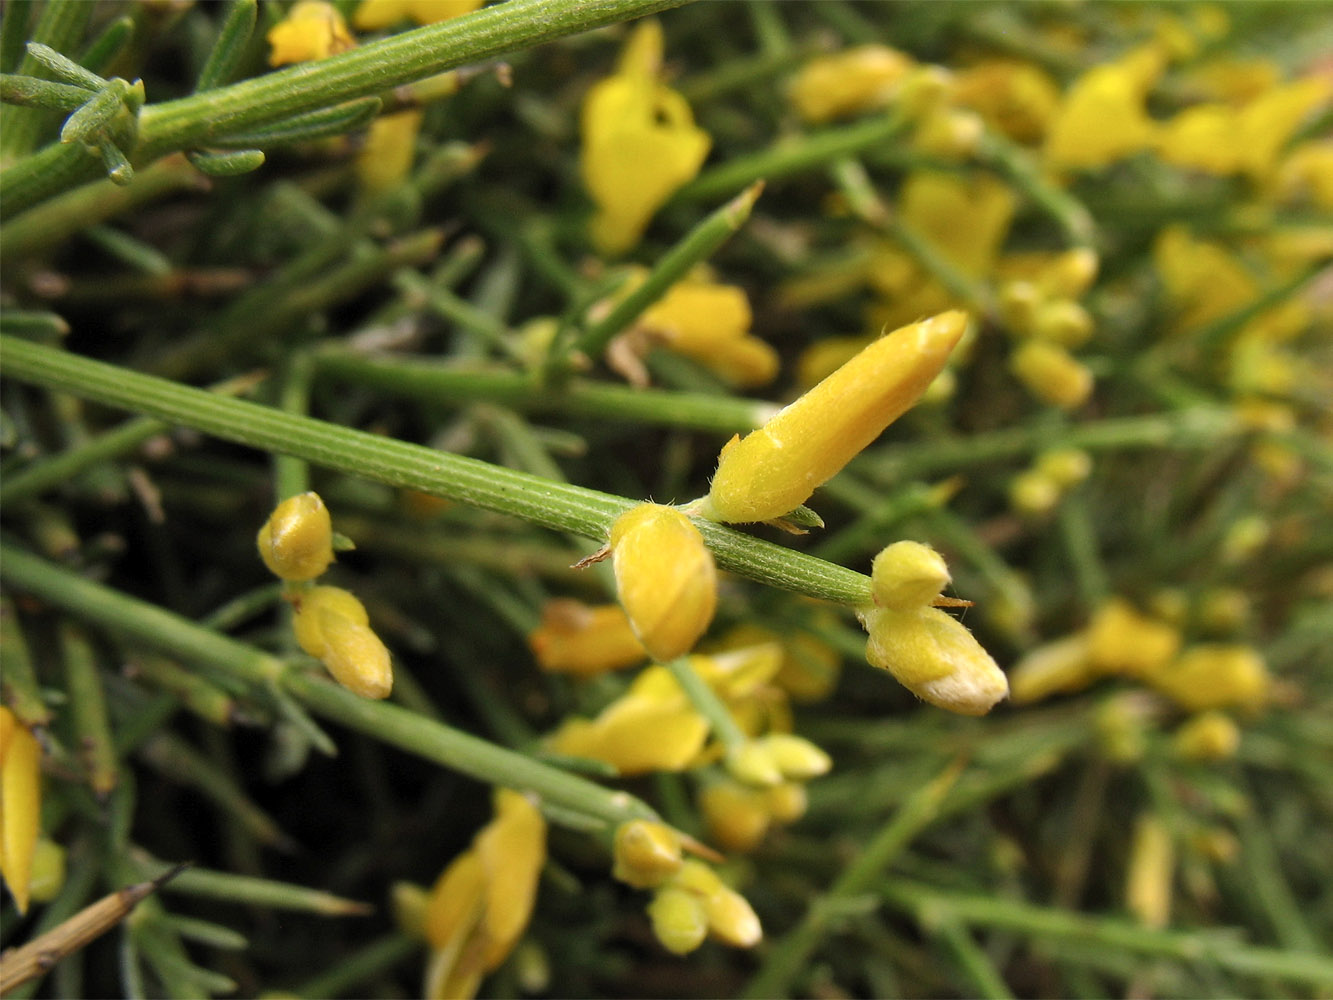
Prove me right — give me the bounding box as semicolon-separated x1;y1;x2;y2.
527;600;647;676
292;586;393;699
580;20;710;255
1;706;42;914
609;504;717;661
612;820;683;889
1149;644;1270;712
546;664;708;774
354;0;483;30
1009;339;1093;410
1272;141;1333;210
860;541;1008;716
422;789;546;1000
1172;711;1241;761
1085;597;1181;680
1043;45;1163;169
257;491;335;582
1009;633;1096;704
787;45;915;124
267;1;355;67
699;311;967;524
356;109;424;193
636;275;778;387
952;59;1061;144
716;621;842;703
647;860;761;954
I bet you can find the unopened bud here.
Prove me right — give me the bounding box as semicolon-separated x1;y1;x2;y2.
1010;340;1093;410
648;886;708;955
613;820;683;889
871;540;950;609
759;733;831;780
257;492;334;581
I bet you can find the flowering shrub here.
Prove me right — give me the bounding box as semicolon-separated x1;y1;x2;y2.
0;2;1330;997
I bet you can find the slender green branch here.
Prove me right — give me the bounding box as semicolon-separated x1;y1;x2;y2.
1;336;874;604
881;879;1333;988
569;181;764;368
665;655;748;755
0;0;691;218
315;347;775;434
291;933;418;1000
0;544;661;829
59;622;119;797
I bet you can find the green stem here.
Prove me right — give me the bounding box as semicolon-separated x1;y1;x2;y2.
1;335;874;605
315;347;774;434
880;879;1333;987
665;655;747;755
291;933;418;1000
569;181;764;368
59;622;119;797
742;759;964;999
275;351;315;500
1056;491;1109;607
0;0;691;218
976;131;1095;249
672;108;911;204
0;594;51;726
934;918;1016;1000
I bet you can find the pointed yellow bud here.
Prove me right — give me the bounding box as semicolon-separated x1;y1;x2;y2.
700;780;772;853
1010;340;1093;410
759;733;831;780
701;311;967;524
704;884;763;948
1035;448;1093;488
648;886;708;955
293;586;392;699
764;781;808;824
1150;644;1270;712
1172;712;1241;761
257;492;334;582
725;741;783;788
612;820;683;889
0;707;42;914
871;540;951;609
610;504;717;661
863;606;1008;715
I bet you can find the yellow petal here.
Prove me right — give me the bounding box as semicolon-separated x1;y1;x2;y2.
292;585;369;659
610;504;717;660
863;606;1009;716
527;600;647;676
317;606;394;699
703;311;966;524
476;790;546;970
788;45;914;124
0;711;42;914
356;110;424;193
267;0;355;67
871;540;951;610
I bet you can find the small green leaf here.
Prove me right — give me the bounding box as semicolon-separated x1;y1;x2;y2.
97;137;133;184
186;147;266;176
196;0;258;93
60;79;127;144
0;72;89;111
25;40;105;91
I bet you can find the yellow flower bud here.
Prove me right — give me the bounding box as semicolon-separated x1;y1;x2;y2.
1;706;42;914
527;600;647;676
862;605;1009;716
787;45;914;124
701;311;967;524
1172;712;1241;761
648;886;708;955
1010;339;1094;410
356;109;423;193
764;781;808;824
266;1;355;67
1085;598;1181;679
1035;448;1093;488
759;733;831;780
1008;469;1061;516
610;504;717;661
1043;47;1163;170
293;586;392;700
1009;634;1096;704
703;885;763;948
612;820;684;889
1031;298;1094;347
700;780;771;853
1150;644;1270;712
1126;813;1174;929
871;540;951;609
353;0;482;29
257;492;334;582
725;741;783;788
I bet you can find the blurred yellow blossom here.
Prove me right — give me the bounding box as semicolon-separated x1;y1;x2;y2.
421;789;546;1000
1149;644;1270;712
631;274;778;387
647;860;761;954
788;44;914;124
267;1;355;66
952;59;1061;144
354;0;482;30
580;20;710;255
1172;711;1241;761
1;706;42;914
1272;141;1333;209
1126;813;1174;929
1085;597;1181;680
1009;339;1093;410
528;600;646;676
1044;45;1163;169
356;110;424;193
